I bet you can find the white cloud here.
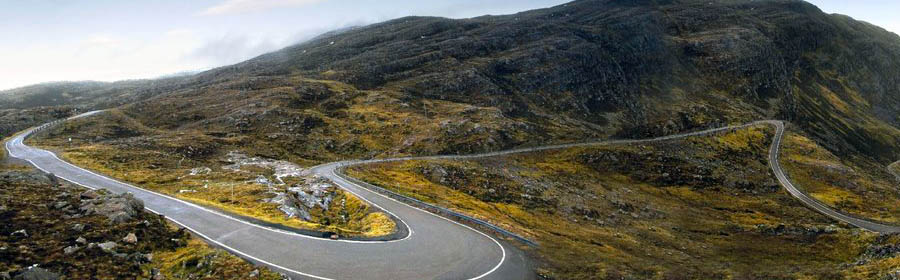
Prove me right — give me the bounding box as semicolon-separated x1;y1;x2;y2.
198;0;324;16
189;34;280;65
164;28;194;37
85;35;119;45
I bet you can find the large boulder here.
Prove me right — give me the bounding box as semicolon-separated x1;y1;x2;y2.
80;192;144;224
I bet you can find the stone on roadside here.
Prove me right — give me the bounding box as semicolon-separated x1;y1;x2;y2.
80;190;100;200
79;193;144;224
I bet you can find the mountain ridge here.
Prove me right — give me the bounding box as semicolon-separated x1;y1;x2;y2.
4;0;900;163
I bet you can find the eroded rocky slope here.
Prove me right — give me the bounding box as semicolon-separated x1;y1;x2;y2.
0;168;282;279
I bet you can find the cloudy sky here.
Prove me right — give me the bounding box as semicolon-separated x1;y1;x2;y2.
0;0;897;90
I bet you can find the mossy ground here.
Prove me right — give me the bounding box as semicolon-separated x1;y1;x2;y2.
348;125;900;279
780;130;900;224
144;237;282;279
28;110;394;237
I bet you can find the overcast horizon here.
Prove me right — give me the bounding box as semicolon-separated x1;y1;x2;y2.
1;0;898;91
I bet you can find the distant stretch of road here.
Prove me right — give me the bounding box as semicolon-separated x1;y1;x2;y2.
763;121;900;233
333;120;900;233
6;113;900;279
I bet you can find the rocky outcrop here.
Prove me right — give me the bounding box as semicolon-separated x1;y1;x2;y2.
266;176;338;222
78;191;144;224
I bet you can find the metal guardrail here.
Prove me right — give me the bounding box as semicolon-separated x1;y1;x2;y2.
335;167;538;247
23;119;65;140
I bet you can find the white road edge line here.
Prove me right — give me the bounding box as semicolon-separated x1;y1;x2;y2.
329;168;506;280
17;115;899;279
7;120;506;280
7;138;335;280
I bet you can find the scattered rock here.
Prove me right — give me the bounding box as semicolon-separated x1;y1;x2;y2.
63;245;80;255
75;237;87;245
72;224;85;232
249;269;259;278
1;271;9;280
122;233;138;244
80;190;100;200
10;229;27;238
150;268;165;280
52;201;68;209
188;167;212;176
98;241;117;252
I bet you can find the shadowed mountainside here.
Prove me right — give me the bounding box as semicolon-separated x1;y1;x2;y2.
117;0;900;162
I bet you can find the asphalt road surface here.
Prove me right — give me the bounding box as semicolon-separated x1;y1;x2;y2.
7;113;900;279
6;112;531;280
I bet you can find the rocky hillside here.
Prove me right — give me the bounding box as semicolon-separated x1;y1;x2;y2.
0;168;282;279
77;0;896;167
0;80;174;110
0;107;75;139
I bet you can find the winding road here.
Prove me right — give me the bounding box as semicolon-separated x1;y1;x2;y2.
6;111;530;280
6;113;900;279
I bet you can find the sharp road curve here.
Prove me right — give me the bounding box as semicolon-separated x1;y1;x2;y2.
6;111;528;280
6;113;900;279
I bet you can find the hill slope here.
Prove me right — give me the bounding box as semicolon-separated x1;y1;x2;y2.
12;0;900;278
107;0;900;161
29;0;900;227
